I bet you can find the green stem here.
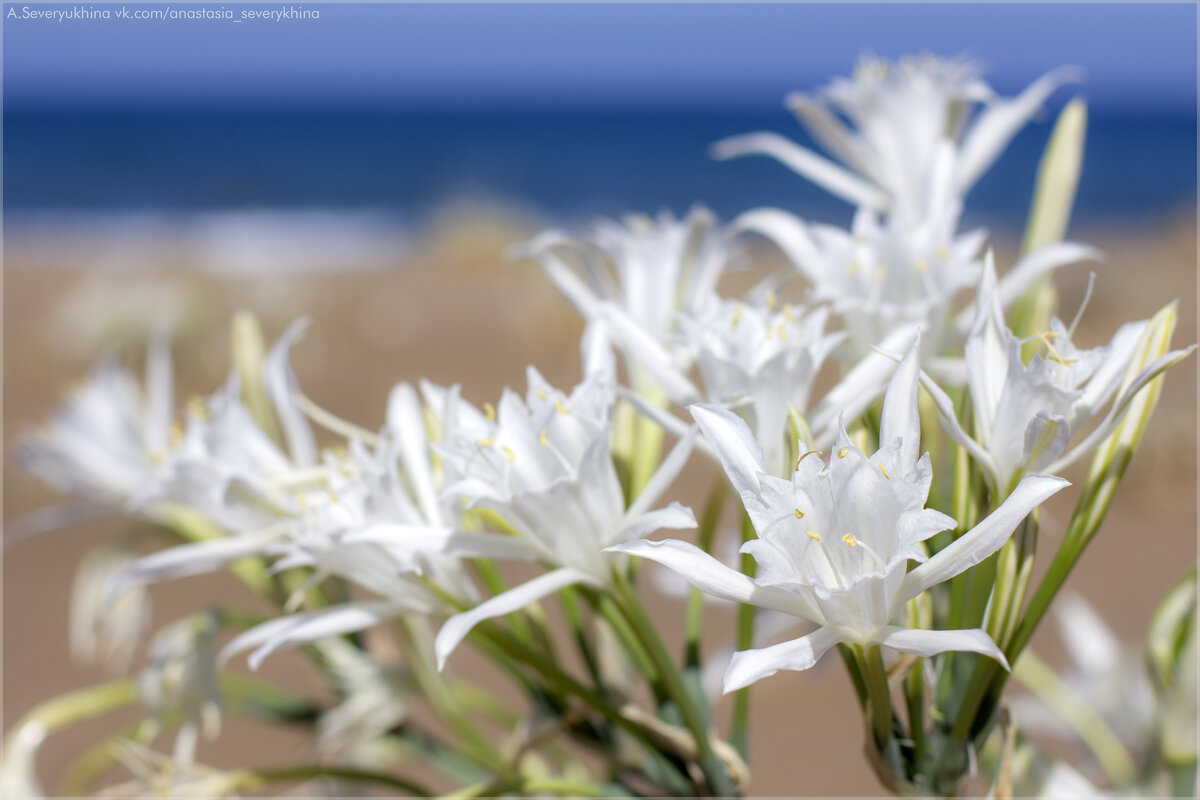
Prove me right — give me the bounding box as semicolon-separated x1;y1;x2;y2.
861;646;893;750
240;764;433;795
730;511;757;761
685;476;728;668
611;571;732;797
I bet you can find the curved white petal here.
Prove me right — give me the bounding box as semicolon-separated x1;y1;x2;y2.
599;303;699;404
690;403;767;496
898;473;1068;607
108;528;281;597
723;625;842;693
916;369;1001;487
879;340;922;473
614;502;697;546
435;567;600;670
223;600;408;670
957;66;1083;193
730;208;825;284
606;538;819;620
265;319;317;467
386;383;442;526
712;132;890;210
995;242;1102;311
876;626;1009;669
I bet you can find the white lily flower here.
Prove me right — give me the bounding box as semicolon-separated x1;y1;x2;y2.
429;366;698;668
18;332;173;509
714;54;1079;221
923;257;1196;491
732;192;1099;375
611;343;1068;693
518;206;734;391
602;294;844;475
221;382;479;669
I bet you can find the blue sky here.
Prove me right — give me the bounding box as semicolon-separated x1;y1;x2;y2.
3;3;1196;112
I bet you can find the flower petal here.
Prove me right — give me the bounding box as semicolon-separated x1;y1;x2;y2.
224;601;407;670
614;502;697;546
712;132;890;211
723;625;842;693
435;567;601;670
606;538;819;620
879;339;921;473
386;383;442;526
625;426;697;518
689;403;767;496
898;473;1068;607
875;626;1009;669
265;319;317;467
108;528;282;598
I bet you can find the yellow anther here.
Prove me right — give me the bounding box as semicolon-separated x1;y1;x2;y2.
539;428;549;447
766;289;778;310
1037;331;1078;367
338;462;355;477
874;264;889;280
502;445;517;463
807;531;821;541
149;449;165;464
794;508;805;519
484;402;496;421
837;447;849;458
782;303;796;321
535;390;548;400
937;244;949;260
776;322;788;339
842;533;858;548
847;260;861;276
729;302;744;329
795;449;822;469
555;398;570;415
187;395;209;421
915;258;928;274
879;464;891;479
169;423;184;448
477;437;496;447
327;488;339;503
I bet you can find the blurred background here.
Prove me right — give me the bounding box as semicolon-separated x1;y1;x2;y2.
4;3;1196;795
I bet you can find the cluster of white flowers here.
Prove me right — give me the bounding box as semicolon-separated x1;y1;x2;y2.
7;54;1194;797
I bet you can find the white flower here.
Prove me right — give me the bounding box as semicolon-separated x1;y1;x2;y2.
923;257;1196;491
518;206;733;390
714;54;1079;222
730;202;1099;376
428;367;698;668
70;545;151;673
18;333;173;508
602;294;844;475
610;343;1067;693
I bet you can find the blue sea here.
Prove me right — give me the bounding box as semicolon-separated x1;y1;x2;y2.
3;108;1196;234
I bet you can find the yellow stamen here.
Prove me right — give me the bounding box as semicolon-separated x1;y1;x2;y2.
842;533;858;548
729;302;744;329
795;449;822;470
765;290;778;310
539;428;549;447
169;423;184;448
794;508;805;519
874;264;889;280
555;398;570;415
782;303;796;321
837;447;849;458
1037;330;1078;367
149;449;165;464
879;464;891;479
502;445;516;463
477;437;496;447
535;390;548;401
915;258;928;274
807;531;821;541
847;260;861;276
937;244;949;260
776;322;788;339
297;495;308;512
187;395;209;421
484;402;496;421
